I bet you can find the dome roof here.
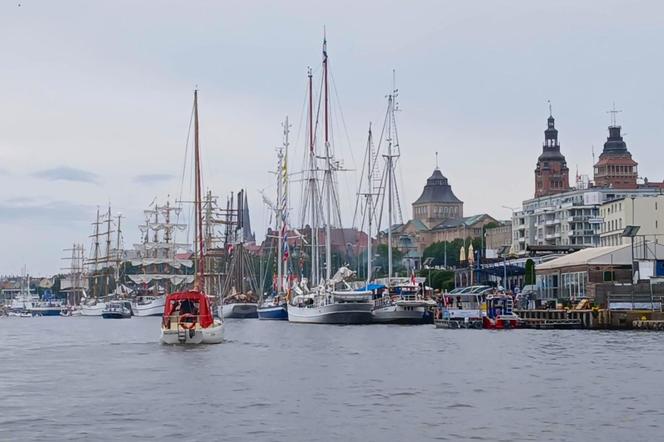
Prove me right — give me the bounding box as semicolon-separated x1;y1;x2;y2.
413;168;463;205
602;126;629;155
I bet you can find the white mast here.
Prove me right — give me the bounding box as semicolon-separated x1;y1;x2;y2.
277;116;290;293
366;124;374;283
383;76;400;283
306;68;319;285
323;34;332;282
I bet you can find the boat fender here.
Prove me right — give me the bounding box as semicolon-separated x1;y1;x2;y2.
179;313;197;330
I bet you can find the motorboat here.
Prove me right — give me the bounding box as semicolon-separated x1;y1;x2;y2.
483;293;520;329
101;301;133;319
80;300;107;316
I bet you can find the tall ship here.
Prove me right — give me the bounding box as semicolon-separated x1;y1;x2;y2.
160;89;224;344
81;206;124;316
287;36;373;325
128;200;193;317
220;190;259;319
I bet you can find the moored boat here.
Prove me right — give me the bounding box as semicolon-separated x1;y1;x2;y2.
434;292;483;329
132;295;166;317
101;301;133;319
221;301;258;319
257;296;288;320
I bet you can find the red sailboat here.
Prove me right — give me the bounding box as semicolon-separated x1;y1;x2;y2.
160;90;224;344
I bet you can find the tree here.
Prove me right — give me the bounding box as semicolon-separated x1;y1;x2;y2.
524;258;536;285
374;244;404;277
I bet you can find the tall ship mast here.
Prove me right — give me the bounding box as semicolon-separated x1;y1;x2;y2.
288;34;374;324
257;117;292;320
371;75;430;324
127;199;193;317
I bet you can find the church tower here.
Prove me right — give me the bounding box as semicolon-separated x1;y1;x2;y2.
534;110;570;197
593;110;638;189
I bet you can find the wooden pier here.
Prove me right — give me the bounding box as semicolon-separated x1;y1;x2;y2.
515;309;595;329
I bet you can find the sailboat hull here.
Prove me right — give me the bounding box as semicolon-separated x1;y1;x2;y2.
160;321;224;344
257;304;288;320
372;304;427;324
287;302;373;324
132;296;165;317
221;303;258;319
80;303;106;316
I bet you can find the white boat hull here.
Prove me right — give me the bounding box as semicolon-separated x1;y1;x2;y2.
160;321;224;345
287;302;373;324
80;303;106;316
132;296;165;317
372;304;427;323
221;303;258;319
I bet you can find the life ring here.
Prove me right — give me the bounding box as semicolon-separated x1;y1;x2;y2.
179;313;197;330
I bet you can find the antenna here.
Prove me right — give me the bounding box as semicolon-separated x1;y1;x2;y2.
607;102;622;127
592;145;595;166
547;99;552;117
435;151;439;169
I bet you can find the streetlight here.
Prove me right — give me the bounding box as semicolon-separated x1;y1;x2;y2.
622;225;641;309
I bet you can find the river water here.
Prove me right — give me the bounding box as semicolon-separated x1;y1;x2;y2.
0;317;662;441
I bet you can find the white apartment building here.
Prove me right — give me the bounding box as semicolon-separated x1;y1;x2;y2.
512;187;663;254
599;194;664;246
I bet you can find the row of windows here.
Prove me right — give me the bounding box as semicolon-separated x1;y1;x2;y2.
414;205;460;217
595;165;637;175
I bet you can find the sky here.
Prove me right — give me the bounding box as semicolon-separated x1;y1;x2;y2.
2;0;664;275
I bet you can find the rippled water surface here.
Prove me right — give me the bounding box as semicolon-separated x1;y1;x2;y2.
1;317;663;441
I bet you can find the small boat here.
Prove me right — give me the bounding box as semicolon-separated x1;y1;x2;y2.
161;291;223;344
257;296;288;320
434;292;483;329
483;293;520;329
101;301;133;319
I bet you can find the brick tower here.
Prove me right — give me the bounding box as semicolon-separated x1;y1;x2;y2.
534;111;570;197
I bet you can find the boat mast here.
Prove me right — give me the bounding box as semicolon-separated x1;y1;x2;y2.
105;205;112;295
277;116;290;294
193;89;205;291
366;124;373;284
307;68;319;285
384;79;400;284
92;207;100;298
323;34;332;282
115;213;122;291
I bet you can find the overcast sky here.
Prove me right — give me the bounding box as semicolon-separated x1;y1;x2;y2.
2;0;664;275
